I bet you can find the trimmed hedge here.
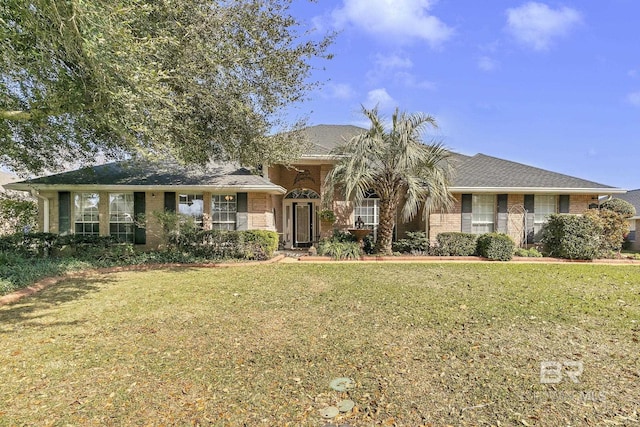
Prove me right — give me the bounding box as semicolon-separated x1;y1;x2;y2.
476;233;515;261
0;230;280;261
434;232;477;256
174;229;279;260
541;214;601;260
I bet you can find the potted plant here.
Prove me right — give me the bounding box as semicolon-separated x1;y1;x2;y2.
318;209;336;223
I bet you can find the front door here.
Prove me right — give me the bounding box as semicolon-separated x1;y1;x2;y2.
293;202;312;247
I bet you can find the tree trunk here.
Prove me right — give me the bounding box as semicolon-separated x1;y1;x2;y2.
375;199;396;255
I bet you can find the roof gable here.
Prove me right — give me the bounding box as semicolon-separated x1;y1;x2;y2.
299;124;366;156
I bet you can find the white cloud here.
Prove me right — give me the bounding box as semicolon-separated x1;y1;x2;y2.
373;53;413;70
332;0;453;47
478;56;499;72
393;72;437;90
363;88;397;110
365;52;436;91
321;82;356;100
627;91;640;107
506;2;582;51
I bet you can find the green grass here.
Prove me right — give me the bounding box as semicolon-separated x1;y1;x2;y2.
1;263;639;426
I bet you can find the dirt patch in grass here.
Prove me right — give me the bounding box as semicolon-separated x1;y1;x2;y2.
0;263;639;426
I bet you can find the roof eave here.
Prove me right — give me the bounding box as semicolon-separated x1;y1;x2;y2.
449;187;627;194
296;154;344;163
5;183;286;195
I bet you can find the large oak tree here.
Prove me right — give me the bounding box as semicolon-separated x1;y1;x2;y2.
0;0;332;173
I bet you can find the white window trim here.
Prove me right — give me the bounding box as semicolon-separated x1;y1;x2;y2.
109;193;135;243
211;194;237;230
73;192;100;236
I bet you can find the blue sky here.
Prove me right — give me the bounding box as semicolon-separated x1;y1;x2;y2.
288;0;640;190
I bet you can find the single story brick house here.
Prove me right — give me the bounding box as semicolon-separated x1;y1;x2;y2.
4;125;626;249
611;189;640;251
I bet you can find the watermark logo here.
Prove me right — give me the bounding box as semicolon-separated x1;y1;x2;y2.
540;360;583;384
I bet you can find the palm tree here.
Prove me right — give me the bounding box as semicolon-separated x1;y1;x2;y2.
325;106;454;255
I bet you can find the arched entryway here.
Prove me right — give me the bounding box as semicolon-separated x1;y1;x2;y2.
283;188;320;248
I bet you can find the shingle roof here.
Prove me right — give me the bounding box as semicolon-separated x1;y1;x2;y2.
6;160;285;193
614;189;640;214
451;153;619;191
300;124;366;156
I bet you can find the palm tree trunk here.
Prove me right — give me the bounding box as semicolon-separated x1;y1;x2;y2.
375;199;396;255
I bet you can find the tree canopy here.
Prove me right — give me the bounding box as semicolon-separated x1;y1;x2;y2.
325;107;454;255
0;0;332;173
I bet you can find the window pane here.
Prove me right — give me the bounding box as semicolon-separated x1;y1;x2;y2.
534;195;557;235
74;193;100;236
179;194;204;227
109;193;135;243
211;194;237;230
354;199;379;229
472;194;495;234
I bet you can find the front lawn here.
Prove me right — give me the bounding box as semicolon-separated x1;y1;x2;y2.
1;263;639;426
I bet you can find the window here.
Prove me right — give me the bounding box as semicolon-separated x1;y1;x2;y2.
109;193;134;243
178;194;204;227
354;198;379;231
74;193;100;236
472;194;495;234
534;195;557;234
211;194;237;230
284;188;320;199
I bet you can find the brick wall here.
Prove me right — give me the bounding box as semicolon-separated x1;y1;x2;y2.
144;191;166;249
570;194;597;213
427;193;463;242
248;192;276;230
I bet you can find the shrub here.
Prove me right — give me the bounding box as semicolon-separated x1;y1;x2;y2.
434;232;477;256
541;214;602;260
600;198;636;218
318;231;362;259
169;229;279;261
317;239;361;260
318;209;336;223
0;194;38;235
476;233;515;261
243;230;279;258
393;231;430;254
584;209;629;254
514;247;543;257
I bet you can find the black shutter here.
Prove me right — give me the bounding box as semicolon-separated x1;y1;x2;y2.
58;191;71;236
237;192;248;213
524;195;535;244
461;194;472;233
134;192;146;244
559;195;570;214
497;194;508;233
164;192;176;212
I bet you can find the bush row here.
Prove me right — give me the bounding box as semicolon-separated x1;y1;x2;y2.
0;229;279;261
170;229;279;260
391;231;516;261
